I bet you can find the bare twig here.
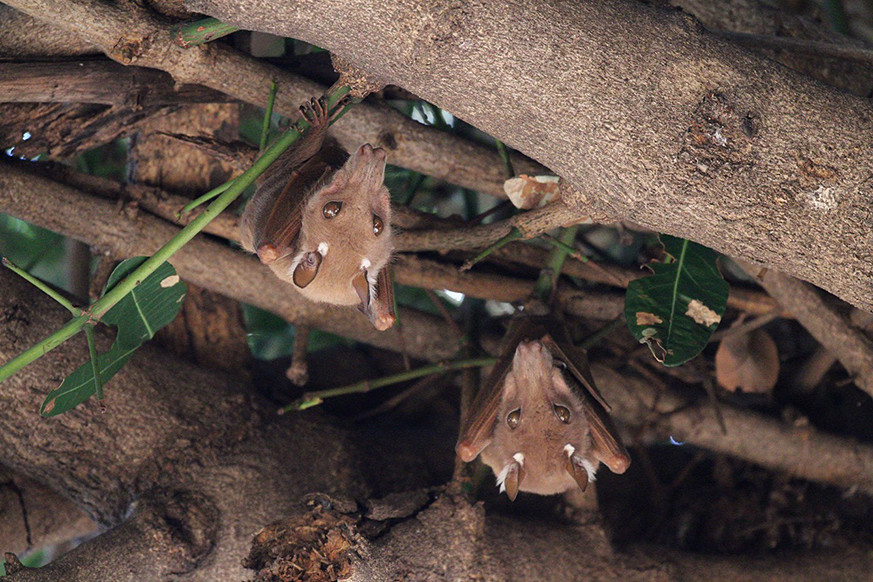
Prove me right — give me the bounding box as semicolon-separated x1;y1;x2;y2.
721;31;873;68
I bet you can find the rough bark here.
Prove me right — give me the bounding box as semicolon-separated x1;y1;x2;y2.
0;5;96;57
0;0;546;200
184;0;873;313
674;0;873;96
0;467;96;557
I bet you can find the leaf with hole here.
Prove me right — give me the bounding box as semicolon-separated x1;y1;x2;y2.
40;257;186;416
625;235;728;367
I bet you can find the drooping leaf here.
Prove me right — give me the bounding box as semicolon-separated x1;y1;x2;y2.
625;235;728;367
40;257;186;416
40;343;138;417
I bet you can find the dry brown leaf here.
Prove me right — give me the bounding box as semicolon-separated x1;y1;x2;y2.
715;326;779;393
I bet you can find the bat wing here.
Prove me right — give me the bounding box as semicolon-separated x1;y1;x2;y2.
259;145;348;262
542;334;631;475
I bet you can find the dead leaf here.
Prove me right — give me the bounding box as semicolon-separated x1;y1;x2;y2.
715;326;779;393
686;299;721;327
503;174;560;209
636;312;663;326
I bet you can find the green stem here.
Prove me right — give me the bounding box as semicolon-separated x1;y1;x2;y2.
578;314;625;350
172;17;239;48
533;225;580;301
541;232;589;263
83;324;103;401
178;179;234;220
459;227;522;272
0;87;354;385
280;356;496;413
260;80;278;152
2;257;79;316
495;139;515;179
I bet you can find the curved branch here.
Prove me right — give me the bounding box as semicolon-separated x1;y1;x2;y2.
188;0;873;312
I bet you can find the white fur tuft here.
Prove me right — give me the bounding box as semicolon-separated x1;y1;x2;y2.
317;242;329;255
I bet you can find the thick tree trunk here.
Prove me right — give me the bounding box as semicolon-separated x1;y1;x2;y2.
187;0;873;313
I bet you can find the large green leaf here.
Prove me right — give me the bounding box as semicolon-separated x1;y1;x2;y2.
40;257;186;416
625;235;728;367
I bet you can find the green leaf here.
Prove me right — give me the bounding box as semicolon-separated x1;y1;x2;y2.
39;257;186;416
625;235;728;367
40;343;137;416
102;257;187;349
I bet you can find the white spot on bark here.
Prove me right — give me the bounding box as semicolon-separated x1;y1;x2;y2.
686;299;721;327
805;186;839;211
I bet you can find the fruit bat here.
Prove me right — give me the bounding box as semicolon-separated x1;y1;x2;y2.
456;314;630;500
239;97;396;331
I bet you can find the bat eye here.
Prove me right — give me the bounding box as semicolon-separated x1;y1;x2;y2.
323;201;342;219
553;359;567;371
554;405;571;424
506;409;521;429
373;214;384;236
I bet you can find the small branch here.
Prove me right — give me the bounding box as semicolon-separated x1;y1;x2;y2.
281;357;496;412
260;80;278;152
286;326;310;386
734;259;873;400
459;228;522;272
1;258;79;317
494;139;515;180
721;31;873;67
171;17;239;48
709;308;780;342
396;202;580;253
533;225;579;302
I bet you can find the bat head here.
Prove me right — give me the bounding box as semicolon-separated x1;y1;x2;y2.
289;143;393;307
479;340;599;500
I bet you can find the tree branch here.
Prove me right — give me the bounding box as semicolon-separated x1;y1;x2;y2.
1;0;546;199
187;0;873;312
734;259;873;400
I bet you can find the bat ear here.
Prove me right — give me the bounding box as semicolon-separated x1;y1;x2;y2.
352;269;371;307
292;251;322;288
564;454;591;492
498;459;525;502
455;435;492;463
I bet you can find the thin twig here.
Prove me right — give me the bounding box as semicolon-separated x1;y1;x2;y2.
721;31;873;68
279;357;496;413
709;308;780;342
